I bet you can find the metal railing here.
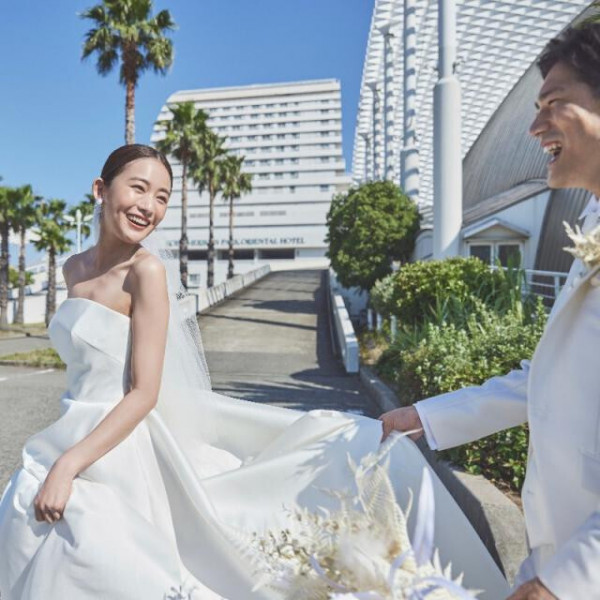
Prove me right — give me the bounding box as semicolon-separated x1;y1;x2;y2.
521;269;568;305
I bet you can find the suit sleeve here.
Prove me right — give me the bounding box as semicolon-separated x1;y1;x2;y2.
538;511;600;599
413;359;530;451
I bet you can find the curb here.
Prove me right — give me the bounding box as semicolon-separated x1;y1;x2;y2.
360;365;528;585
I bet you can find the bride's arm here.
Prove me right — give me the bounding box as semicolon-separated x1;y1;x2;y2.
62;254;170;475
33;255;169;523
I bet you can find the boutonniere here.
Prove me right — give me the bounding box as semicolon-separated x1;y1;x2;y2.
563;221;600;268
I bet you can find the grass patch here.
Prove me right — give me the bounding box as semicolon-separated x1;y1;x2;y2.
0;322;48;338
0;347;64;369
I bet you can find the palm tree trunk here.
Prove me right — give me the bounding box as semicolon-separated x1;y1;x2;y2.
125;79;136;145
179;159;188;290
15;227;26;324
0;223;9;330
227;196;234;280
46;247;56;327
207;184;215;288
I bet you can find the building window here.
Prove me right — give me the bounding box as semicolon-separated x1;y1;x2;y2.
258;248;295;260
468;242;522;267
320;184;330;192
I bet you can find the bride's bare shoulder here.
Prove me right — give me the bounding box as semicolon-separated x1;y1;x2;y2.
129;249;168;299
62;250;90;287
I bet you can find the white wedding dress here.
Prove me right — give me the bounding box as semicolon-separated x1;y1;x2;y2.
0;297;510;599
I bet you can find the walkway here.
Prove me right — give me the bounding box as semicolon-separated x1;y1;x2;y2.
199;269;377;416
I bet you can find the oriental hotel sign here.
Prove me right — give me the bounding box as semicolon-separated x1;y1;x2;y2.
167;237;307;248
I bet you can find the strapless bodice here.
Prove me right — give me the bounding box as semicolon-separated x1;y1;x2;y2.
48;297;133;404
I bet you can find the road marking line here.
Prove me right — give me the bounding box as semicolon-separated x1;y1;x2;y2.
0;368;55;382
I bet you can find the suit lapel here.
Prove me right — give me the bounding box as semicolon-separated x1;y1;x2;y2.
542;261;600;336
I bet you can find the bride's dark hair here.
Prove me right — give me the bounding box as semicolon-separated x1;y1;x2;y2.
101;144;173;190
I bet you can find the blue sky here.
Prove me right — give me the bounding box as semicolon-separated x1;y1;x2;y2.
0;0;374;264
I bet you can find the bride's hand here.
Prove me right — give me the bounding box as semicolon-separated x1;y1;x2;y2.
33;459;76;524
379;406;424;443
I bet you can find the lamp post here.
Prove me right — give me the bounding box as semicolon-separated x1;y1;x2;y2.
64;209;93;254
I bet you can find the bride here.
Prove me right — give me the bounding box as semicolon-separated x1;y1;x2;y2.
0;145;509;600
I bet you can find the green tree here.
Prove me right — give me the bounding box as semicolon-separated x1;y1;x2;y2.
81;0;175;144
9;185;39;324
222;155;253;279
326;181;420;291
0;183;18;329
156;101;208;289
191;130;227;288
31;200;73;326
9;266;34;288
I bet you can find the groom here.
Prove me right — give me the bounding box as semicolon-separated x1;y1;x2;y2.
380;22;600;600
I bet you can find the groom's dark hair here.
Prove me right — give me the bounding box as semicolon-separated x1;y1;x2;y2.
101;144;173;190
538;22;600;96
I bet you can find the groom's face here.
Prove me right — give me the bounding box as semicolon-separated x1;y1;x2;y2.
529;61;600;195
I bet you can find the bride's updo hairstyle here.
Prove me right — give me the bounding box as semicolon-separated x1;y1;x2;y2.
100;144;173;191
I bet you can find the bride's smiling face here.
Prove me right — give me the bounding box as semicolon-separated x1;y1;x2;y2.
93;157;172;244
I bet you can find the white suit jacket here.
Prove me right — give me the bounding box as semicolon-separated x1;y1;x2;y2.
415;199;600;599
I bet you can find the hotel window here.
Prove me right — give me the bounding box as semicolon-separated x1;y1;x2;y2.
320;185;330;192
276;145;285;151
320;157;330;163
289;186;296;193
292;145;299;150
258;174;270;180
265;113;273;117
264;123;273;129
262;135;272;140
275;159;284;164
277;134;285;139
290;172;299;178
275;173;283;179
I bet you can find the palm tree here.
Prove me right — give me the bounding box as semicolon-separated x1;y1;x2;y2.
222;156;253;279
191;130;228;288
156;102;208;289
81;0;176;144
31;200;73;326
0;182;16;330
9;185;39;324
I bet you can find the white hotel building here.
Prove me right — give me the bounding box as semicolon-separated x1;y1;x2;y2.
151;79;352;287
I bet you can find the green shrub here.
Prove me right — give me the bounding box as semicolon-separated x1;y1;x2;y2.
371;257;530;326
376;298;547;491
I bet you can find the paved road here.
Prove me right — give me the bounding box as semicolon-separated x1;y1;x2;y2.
0;269;376;490
199;269;376;415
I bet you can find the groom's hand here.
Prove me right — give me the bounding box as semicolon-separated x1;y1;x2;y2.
379;406;424;443
506;578;557;600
